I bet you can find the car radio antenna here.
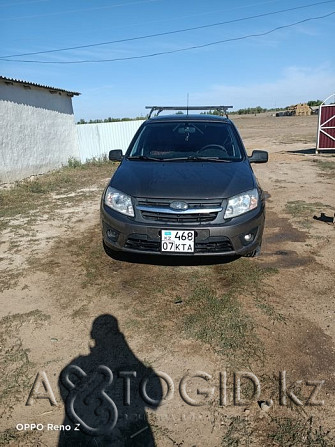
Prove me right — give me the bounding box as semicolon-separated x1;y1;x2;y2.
186;93;189;116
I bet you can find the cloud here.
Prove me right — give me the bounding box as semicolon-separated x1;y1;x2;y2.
192;65;335;109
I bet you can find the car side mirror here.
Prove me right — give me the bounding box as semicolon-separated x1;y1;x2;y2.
248;150;268;163
109;150;123;161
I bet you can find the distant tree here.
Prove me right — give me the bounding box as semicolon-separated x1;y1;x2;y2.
237;106;267;115
77;116;146;124
200;109;229;116
307;100;323;107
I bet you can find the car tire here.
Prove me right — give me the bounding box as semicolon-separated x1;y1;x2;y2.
244;243;262;258
103;240;128;261
103;240;115;257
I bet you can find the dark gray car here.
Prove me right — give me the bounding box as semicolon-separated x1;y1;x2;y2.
101;109;268;257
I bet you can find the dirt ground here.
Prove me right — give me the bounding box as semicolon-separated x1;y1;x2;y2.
1;113;335;446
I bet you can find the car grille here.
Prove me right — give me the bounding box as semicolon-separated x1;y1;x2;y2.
124;236;234;253
136;199;223;224
140;211;217;223
125;237;160;252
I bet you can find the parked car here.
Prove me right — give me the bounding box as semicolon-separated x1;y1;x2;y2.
101;106;268;257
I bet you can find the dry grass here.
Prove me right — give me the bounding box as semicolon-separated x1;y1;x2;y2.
0;158;116;223
33;224;280;367
0;310;50;417
1;144;334;445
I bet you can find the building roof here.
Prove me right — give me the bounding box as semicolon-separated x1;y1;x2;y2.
0;75;80;97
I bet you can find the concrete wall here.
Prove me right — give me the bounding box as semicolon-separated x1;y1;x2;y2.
0;82;80;183
77;120;144;162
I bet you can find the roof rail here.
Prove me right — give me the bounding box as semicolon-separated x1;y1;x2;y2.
145;105;233;119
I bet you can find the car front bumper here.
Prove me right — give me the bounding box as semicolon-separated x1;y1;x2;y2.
101;202;265;256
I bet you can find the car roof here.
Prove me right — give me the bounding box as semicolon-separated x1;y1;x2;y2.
146;114;232;123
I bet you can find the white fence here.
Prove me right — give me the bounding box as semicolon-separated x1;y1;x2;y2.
76;120;144;162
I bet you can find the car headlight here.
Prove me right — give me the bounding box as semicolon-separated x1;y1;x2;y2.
224;188;259;219
104;186;134;217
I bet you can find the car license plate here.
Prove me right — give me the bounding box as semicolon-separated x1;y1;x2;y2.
161;230;194;253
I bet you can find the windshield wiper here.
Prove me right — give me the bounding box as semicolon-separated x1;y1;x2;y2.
190;156;233;162
128;155;234;162
127;155;162;161
160;156;233;162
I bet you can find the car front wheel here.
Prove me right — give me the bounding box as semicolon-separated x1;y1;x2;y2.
243;243;262;258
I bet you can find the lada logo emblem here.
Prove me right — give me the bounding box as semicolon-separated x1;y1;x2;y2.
170;201;188;210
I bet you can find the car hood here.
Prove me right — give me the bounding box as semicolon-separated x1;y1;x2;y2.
110;159;256;199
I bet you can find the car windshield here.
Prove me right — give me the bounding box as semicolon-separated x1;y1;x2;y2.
127;121;244;161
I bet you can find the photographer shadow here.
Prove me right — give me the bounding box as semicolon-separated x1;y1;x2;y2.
58;314;162;446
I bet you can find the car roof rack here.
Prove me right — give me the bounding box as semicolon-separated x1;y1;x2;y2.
145;105;233;119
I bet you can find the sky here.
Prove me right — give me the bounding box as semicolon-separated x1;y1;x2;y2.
1;0;334;120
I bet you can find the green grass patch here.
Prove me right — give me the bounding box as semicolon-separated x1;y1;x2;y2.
184;286;260;362
285;200;329;218
0;428;18;446
0;429;42;446
0;269;22;293
268;416;334;446
67;155;111;169
66;228;279;362
313;159;335;172
0;310;50;416
181;261;279;363
222;416;252;446
213;258;278;289
0;159;115;224
30;224;280;366
220;416;333;446
254;296;286;322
